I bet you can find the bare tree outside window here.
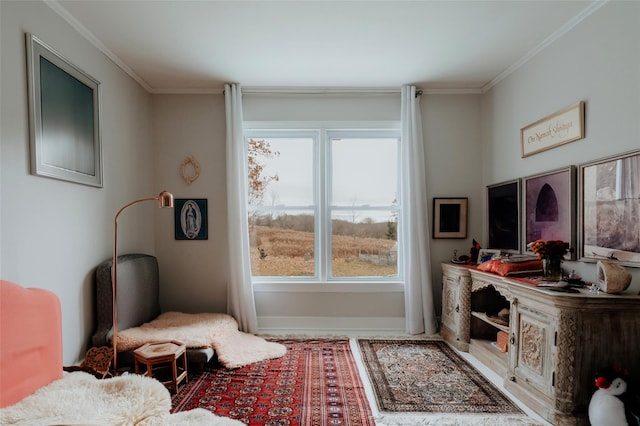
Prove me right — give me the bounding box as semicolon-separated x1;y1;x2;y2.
247;138;279;206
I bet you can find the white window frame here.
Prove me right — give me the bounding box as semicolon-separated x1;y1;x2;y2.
244;121;404;291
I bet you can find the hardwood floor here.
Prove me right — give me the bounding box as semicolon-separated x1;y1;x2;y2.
455;346;552;425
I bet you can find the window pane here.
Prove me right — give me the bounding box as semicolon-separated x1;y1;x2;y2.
331;137;398;206
245;128;401;282
249;211;315;277
247;137;313;207
331;210;398;277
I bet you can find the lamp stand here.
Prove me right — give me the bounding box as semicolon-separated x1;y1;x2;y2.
112;191;173;374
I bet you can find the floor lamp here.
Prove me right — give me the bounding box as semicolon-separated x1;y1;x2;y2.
112;190;174;374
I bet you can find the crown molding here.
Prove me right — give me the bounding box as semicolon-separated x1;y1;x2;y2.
150;87;224;95
44;0;153;92
482;0;608;93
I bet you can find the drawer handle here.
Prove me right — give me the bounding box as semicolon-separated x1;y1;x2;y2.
455;304;460;313
510;333;516;345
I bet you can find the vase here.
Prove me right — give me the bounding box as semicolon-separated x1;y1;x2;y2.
596;260;632;293
543;256;563;281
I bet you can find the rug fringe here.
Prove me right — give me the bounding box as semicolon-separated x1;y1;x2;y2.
349;338;381;419
375;413;544;426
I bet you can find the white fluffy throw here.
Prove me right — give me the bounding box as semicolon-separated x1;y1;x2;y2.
0;372;243;426
117;312;287;369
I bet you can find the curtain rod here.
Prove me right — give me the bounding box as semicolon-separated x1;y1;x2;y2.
238;87;423;97
243;87;395;94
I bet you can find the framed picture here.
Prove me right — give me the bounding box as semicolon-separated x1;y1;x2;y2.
522;166;576;259
521;101;585;158
578;150;640;266
477;249;501;265
433;198;468;239
26;33;103;187
174;199;208;240
487;179;521;252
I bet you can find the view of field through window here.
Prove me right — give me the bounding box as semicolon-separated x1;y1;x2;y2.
246;134;399;278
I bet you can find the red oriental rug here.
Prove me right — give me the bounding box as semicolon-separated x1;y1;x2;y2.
171;338;375;426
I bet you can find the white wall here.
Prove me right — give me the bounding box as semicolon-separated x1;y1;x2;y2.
481;0;640;292
151;94;229;314
148;92;482;331
0;1;162;364
423;95;483;312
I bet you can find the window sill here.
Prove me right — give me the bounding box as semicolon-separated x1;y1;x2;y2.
253;282;404;293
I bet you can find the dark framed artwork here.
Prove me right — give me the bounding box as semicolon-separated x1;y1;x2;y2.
174;199;208;240
487;179;521;252
578;150;640;266
523;166;576;258
26;33;103;187
433;198;468;239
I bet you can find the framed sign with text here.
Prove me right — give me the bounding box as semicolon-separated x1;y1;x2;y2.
521;101;585;158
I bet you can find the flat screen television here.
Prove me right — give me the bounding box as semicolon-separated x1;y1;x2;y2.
487;179;521;252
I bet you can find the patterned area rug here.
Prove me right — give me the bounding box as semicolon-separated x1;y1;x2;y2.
357;339;522;414
172;338;375;425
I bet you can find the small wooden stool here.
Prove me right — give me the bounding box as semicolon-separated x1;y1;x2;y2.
134;340;188;392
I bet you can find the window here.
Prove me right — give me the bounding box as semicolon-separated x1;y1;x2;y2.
245;127;401;282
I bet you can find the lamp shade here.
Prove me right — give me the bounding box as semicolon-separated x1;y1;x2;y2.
158;191;174;208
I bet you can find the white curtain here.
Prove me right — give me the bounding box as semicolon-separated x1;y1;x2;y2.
225;83;258;333
400;85;438;335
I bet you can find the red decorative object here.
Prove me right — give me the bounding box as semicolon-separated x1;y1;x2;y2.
477;259;543;277
497;331;509;353
171;339;374;425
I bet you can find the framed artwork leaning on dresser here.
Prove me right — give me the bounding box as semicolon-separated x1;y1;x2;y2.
579;150;640;266
487;179;521;253
522;166;576;259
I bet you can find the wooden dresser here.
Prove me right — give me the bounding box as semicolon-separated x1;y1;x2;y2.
441;262;640;425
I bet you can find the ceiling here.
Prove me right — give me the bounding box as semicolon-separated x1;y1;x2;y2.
51;0;601;94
